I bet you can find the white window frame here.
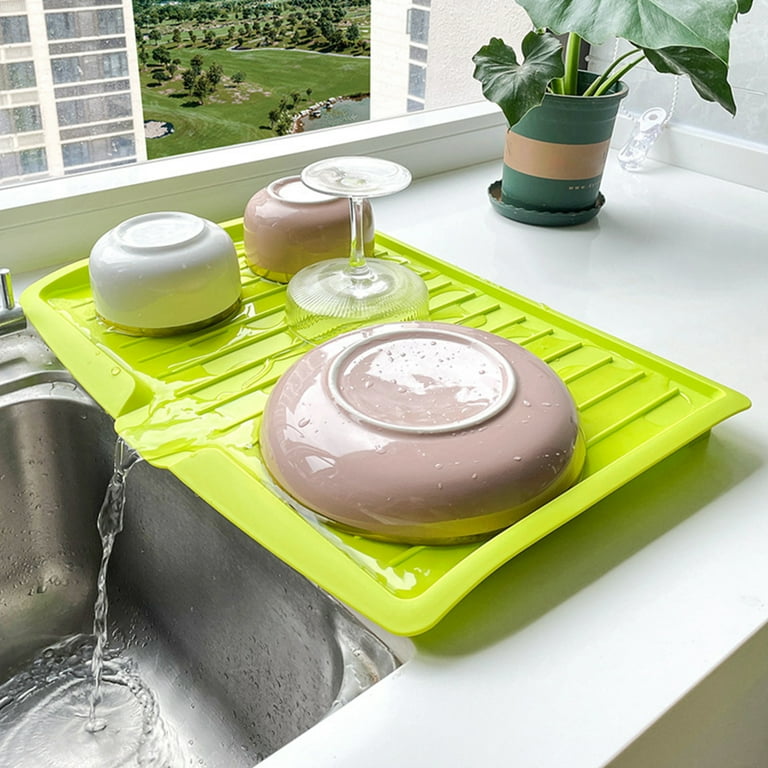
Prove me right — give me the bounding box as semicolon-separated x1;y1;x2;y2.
0;101;507;274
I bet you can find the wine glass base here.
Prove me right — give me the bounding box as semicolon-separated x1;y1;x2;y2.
285;258;430;344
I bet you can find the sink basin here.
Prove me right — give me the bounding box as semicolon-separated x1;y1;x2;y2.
0;330;399;766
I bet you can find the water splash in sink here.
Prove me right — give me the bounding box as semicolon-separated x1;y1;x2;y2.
0;438;195;767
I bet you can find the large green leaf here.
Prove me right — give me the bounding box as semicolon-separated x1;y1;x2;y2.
472;32;564;127
517;0;740;61
644;46;736;114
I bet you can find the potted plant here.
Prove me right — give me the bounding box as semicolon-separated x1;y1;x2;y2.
472;0;753;225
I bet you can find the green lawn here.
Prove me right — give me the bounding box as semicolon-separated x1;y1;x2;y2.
141;47;370;159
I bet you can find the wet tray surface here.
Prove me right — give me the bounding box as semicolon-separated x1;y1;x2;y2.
22;221;750;635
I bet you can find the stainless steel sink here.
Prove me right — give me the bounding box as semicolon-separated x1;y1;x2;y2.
0;329;399;766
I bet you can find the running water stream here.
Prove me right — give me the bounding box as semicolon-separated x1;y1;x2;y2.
86;437;142;733
0;438;191;767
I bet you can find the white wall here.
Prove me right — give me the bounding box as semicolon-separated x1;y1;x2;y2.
424;4;530;110
370;0;411;120
588;3;768;149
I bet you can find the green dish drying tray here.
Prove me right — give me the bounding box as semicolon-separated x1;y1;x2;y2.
21;222;751;636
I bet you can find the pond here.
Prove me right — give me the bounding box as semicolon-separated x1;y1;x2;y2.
298;97;370;132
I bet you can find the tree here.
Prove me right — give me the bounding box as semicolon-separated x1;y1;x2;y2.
190;54;204;75
187;30;197;44
191;75;211;104
151;46;171;65
346;22;360;44
232;71;245;84
206;62;224;88
172;28;182;45
182;69;196;91
204;28;216;45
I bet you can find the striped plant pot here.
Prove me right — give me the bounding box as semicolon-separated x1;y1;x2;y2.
501;72;628;219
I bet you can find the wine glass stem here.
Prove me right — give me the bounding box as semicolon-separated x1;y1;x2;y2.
348;196;368;274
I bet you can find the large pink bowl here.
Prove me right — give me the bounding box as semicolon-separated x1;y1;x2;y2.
260;322;585;544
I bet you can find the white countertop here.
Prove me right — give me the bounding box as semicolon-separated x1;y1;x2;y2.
258;155;768;767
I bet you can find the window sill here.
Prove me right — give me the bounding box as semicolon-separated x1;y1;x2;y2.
0;102;506;273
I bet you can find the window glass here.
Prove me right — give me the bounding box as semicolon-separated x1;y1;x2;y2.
49;37;125;54
0;15;30;44
46;9;123;40
2;60;36;90
406;98;424;112
20;147;47;174
407;8;429;45
46;12;80;40
0;146;48;179
60;118;132;140
62;133;134;166
55;78;130;98
62;139;90;166
97;9;124;36
56;92;131;125
51;56;81;83
0;104;42;133
44;0;121;8
409;45;427;63
51;51;128;84
408;63;426;99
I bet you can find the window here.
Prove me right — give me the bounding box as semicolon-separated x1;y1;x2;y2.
408;63;426;100
46;9;124;40
51;51;129;84
62;133;134;166
0;15;30;44
49;37;126;55
0;104;42;134
409;45;427;63
1;0;531;191
56;92;131;125
46;12;79;40
406;8;429;45
0;146;47;177
20;147;47;174
96;9;123;36
1;60;36;90
44;0;122;8
60;118;132;140
55;79;130;98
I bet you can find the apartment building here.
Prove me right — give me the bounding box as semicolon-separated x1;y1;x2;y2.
0;0;145;185
370;0;529;119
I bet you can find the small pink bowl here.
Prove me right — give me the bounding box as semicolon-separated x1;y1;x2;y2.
243;176;373;283
260;321;585;544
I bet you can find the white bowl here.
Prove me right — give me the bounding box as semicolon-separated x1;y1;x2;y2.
89;212;242;335
260;321;586;544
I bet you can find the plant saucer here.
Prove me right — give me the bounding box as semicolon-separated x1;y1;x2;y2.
487;180;604;227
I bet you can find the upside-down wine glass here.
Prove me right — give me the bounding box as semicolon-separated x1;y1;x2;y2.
284;156;430;344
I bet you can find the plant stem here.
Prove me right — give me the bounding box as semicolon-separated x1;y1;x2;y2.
582;48;645;96
549;77;564;95
593;52;645;96
562;32;582;95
